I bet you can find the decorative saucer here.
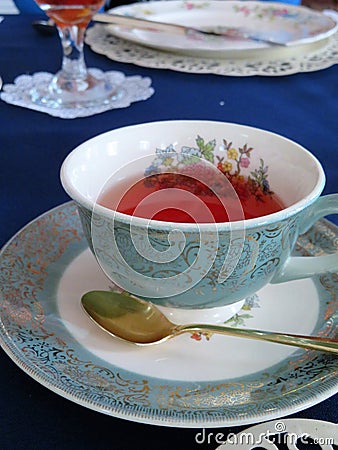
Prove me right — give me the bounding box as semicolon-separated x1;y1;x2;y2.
0;202;337;427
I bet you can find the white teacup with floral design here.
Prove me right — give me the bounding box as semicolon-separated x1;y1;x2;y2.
61;121;338;324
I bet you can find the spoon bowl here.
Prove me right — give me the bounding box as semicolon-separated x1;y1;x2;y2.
82;290;174;344
81;290;338;353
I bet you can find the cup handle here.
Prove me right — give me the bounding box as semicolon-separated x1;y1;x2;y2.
271;194;338;283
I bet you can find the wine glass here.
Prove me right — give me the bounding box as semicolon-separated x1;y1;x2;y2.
30;0;121;108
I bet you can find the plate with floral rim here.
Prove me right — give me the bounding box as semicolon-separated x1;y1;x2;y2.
0;202;337;427
105;0;338;58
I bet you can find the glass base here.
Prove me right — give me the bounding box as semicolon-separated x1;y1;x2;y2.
30;70;123;109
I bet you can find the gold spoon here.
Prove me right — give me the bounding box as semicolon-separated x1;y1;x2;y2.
81;291;338;353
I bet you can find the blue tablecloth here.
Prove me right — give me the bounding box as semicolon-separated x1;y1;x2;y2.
0;13;337;450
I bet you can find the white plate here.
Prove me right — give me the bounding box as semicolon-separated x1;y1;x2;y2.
86;24;338;76
0;202;337;427
106;0;338;58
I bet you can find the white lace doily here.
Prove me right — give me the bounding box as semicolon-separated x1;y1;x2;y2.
0;69;154;118
86;25;338;77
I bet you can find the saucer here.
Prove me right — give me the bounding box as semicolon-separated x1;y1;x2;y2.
0;202;337;427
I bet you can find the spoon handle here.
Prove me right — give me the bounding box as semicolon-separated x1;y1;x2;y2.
175;324;338;354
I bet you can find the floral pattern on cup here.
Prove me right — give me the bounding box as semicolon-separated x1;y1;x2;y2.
144;135;273;203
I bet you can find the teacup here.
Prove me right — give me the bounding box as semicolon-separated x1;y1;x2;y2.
60;120;338;322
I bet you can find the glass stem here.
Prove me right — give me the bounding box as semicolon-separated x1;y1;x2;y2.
58;25;88;80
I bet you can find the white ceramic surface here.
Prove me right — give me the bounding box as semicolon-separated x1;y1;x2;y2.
58;247;320;381
106;1;337;58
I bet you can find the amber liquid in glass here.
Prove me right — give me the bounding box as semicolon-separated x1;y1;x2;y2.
35;0;104;27
31;0;119;108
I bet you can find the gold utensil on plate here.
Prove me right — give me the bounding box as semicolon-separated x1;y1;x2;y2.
81;290;338;353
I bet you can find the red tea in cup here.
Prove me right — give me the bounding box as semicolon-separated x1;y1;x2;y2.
98;171;284;223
